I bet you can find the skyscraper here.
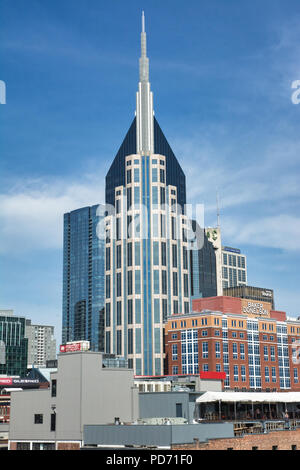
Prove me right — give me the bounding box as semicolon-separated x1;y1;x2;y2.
25;320;56;368
0;310;28;377
62;205;105;351
104;13;190;376
221;246;247;289
205;227;248;293
189;220;217;299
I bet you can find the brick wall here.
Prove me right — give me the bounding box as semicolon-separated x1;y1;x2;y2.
192;296;241;315
57;442;80;450
172;429;300;450
270;311;286;321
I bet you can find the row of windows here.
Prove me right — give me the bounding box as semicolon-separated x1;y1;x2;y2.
107;271;189;299
177;363;295;386
223;253;246;268
105;298;166;326
106;327;162;356
126;166;166;186
222;267;246;283
126;158;165;167
170;339;295;364
108;213;189;244
169;324;300;341
170;363;299;389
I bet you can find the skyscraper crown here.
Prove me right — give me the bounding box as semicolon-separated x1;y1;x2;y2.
105;13;186;210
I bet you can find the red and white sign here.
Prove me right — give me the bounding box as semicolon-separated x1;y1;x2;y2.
0;378;13;386
0;378;40;386
60;341;90;353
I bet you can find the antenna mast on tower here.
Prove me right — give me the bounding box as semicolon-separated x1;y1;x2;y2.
216;190;221;229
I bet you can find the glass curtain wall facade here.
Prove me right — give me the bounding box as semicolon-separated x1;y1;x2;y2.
105;154;190;376
104;14;190;376
62;205;105;351
189;220;217;299
0;312;28;376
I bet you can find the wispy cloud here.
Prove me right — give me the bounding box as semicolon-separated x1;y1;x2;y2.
222;214;300;251
0;174;105;254
174;130;300;202
169;118;300;251
1;128;299;255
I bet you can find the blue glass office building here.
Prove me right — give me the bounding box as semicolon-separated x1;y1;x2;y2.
62;205;105;351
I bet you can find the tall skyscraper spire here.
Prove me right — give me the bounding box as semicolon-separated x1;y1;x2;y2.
105;13;188;377
139;11;149;82
142;10;145;33
216;190;221;228
136;11;154;155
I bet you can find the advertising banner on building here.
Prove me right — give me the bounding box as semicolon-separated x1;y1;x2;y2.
241;299;271;317
12;379;39;386
60;341;90;353
0;378;40;386
0;378;13;386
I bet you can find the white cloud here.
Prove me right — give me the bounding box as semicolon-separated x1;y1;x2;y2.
174;131;300;204
1;125;300;255
1;110;299;256
0;175;105;254
1;163;299;255
221;214;300;251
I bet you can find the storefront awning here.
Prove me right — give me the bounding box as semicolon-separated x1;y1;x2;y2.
196;391;300;404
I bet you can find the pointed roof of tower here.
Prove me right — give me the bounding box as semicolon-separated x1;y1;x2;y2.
105;13;186;209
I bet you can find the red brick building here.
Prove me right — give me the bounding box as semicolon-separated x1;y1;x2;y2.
164;296;300;392
0;395;10;423
172;428;300;451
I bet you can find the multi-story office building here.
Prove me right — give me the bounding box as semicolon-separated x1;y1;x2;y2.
62;205;105;352
189;221;217;299
223;285;274;310
221;246;247;289
205;228;247;293
0;310;28;377
165;296;300;392
104;14;190;376
25;321;56;368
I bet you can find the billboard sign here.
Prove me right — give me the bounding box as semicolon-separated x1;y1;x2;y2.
13;379;39;385
0;378;40;386
0;378;13;386
222;246;241;254
241;299;271;317
60;341;90;353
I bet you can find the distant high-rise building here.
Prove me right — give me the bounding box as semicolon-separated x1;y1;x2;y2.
62;205;105;351
189;221;217;299
221;246;247;289
25;321;56;368
223;285;274;310
205;227;223;295
0;310;28;376
205;228;248;293
104;13;190;376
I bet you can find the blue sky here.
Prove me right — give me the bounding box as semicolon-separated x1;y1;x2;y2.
1;0;300;343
